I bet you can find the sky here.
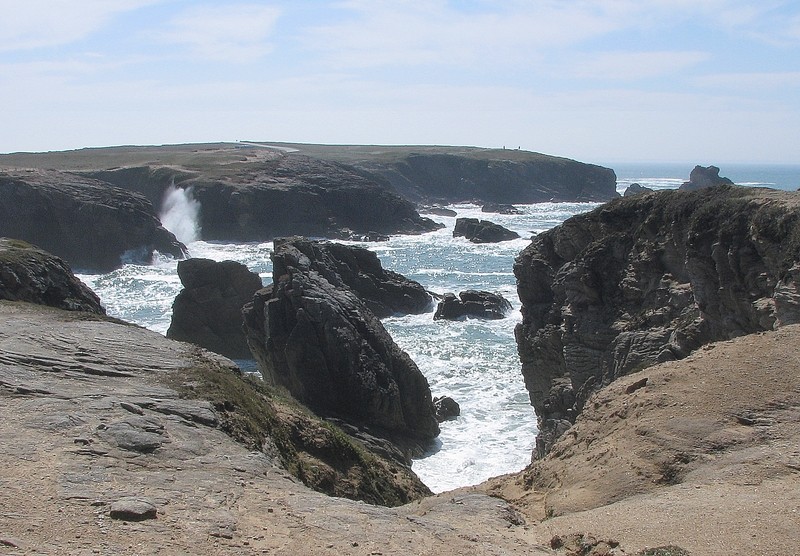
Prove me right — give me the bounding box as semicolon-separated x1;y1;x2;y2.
1;0;799;164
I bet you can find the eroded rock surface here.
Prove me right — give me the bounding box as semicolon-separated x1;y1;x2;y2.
679;165;734;191
0;238;104;314
454;218;520;243
242;238;439;453
514;185;800;457
0;169;185;271
434;290;512;320
167;258;263;359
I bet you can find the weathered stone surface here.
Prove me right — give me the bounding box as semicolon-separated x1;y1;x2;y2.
453;218;520;243
299;146;619;204
166;258;263;359
85;153;443;242
268;237;431;318
433;396;460;422
434;290;512;320
514;185;800;457
109;497;157;521
623;183;653;197
0;169;185;271
242;238;439;450
679;165;734;190
0;238;105;314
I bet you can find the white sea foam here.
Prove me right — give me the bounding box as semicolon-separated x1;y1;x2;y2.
159;184;201;244
77;200;599;493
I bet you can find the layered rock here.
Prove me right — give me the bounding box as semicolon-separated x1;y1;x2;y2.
434;290;512;320
166;258;263;359
0;169;185;271
514;185;800;457
454;218;520;243
242;238;439;451
679;165;734;190
0;238;105;314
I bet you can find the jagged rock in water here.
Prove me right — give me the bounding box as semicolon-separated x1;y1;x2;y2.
433;396;460;422
0;238;105;314
167;258;263;359
482;202;522;215
453;218;520;243
0;169;185;272
623;183;654;197
434;290;512;320
679;165;735;191
242;238;439;452
514;185;800;458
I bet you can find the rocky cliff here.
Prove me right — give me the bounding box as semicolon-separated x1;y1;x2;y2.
514;185;800;457
242;238;439;454
166;258;263;359
0;169;185;271
0;238;105;314
271;144;620;204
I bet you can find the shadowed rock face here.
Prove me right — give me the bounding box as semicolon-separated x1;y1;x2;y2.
0;170;185;272
167;258;263;359
514;185;800;458
454;218;520;243
434;290;512;320
242;238;439;450
0;238;105;314
88;155;443;242
679;165;734;191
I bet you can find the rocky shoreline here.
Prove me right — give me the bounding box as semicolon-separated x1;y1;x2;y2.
1;149;799;554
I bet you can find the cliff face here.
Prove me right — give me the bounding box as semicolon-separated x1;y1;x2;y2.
514;185;800;457
354;152;618;204
0;169;185;272
85;152;443;242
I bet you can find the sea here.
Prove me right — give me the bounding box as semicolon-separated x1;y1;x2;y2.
77;163;800;493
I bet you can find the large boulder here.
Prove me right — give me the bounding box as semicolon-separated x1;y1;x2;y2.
0;238;105;314
453;218;520;243
242;238;439;451
0;170;185;272
434;290;512;320
679;165;734;191
514;185;800;458
166;258;263;359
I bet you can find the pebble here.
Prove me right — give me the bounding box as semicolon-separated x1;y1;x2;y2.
109;497;158;521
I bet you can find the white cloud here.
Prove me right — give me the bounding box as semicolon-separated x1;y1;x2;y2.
0;0;158;52
158;4;281;62
570;51;711;81
694;71;800;90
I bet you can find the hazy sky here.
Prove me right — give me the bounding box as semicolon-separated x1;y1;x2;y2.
2;1;799;164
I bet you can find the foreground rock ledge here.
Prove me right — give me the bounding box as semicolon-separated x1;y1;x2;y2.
0;301;551;555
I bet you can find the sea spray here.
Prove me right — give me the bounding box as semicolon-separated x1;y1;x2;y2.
159;183;201;244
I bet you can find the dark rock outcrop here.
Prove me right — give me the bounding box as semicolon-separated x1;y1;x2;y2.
434;290;512;320
679;165;734;191
0;170;185;271
309;147;619;204
242;238;439;452
0;238;105;314
623;183;653;197
454;218;520;243
86;154;443;242
482;203;522;215
433;396;461;422
514;185;800;458
166;258;263;359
